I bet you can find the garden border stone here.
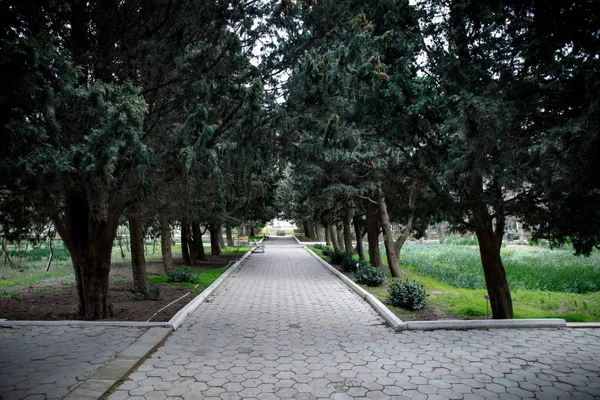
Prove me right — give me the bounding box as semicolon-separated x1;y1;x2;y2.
304;246;572;332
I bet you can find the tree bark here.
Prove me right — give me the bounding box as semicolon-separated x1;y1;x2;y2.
129;212;149;293
378;188;402;278
325;225;331;246
315;222;325;242
474;209;514;319
52;190;119;320
329;224;340;250
226;224;234;247
218;225;226;249
160;216;174;274
336;225;344;251
365;200;384;269
181;221;192;265
303;221;310;238
343;218;354;255
191;222;207;262
209;222;222;256
249;227;256;237
353;215;365;261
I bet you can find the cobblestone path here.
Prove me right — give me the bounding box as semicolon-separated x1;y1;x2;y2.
109;237;600;399
0;325;145;400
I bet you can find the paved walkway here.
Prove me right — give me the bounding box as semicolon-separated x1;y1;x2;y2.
0;325;146;400
109;237;600;400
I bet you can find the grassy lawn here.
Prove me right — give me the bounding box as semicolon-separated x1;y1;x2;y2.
148;266;230;292
310;243;600;322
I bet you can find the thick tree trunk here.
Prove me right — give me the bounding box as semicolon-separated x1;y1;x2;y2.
226;224;234;247
336;225;344;251
315;223;325;242
181;221;192;265
249;227;256;237
343;218;354;255
191;222;207;262
365;200;384;269
218;226;226;249
325;225;331;246
52;191;119;320
378;188;402;278
329;224;340;250
160;216;174;274
129;212;149;293
303;221;310;238
353;216;365;261
475;216;514;319
209;222;222;256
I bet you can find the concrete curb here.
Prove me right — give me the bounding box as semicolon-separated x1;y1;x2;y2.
566;322;600;328
405;319;567;331
0;320;171;328
168;247;255;330
64;326;172;400
304;246;406;331
304;246;570;332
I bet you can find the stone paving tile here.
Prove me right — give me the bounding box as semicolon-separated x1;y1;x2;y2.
109;237;600;399
0;325;146;399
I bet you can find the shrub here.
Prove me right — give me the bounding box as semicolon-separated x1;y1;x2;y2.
322;246;334;258
132;283;161;301
355;262;387;287
341;253;359;273
167;268;199;283
329;249;346;265
313;244;325;250
388;278;426;311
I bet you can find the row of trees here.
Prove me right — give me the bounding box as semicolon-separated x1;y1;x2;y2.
0;0;291;319
279;0;600;319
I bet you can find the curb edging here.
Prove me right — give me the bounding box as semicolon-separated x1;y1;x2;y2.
168;246;255;330
304;246;569;332
304;246;406;331
64;326;172;400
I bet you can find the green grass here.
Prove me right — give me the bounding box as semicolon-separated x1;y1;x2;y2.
309;244;600;322
402;242;600;293
148;266;229;292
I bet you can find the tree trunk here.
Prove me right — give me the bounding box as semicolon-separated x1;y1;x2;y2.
249;227;256;237
218;226;226;249
475;213;514;319
161;216;174;274
303;221;310;238
378;188;402;278
129;212;149;293
51;190;118;320
336;225;344;251
365;200;384;269
209;222;222;256
343;218;354;255
315;223;325;242
329;224;340;250
325;225;331;247
181;221;192;265
191;222;207;262
226;224;234;247
353;216;365;261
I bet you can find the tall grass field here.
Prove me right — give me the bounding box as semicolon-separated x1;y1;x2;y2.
401;242;600;293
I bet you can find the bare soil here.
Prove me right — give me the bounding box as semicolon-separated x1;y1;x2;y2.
0;254;241;322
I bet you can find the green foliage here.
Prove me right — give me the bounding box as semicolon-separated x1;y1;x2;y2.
340;253;359;273
388;279;426;311
355;262;387;287
328;249;346;265
132;284;161;301
439;237;478;246
167;269;200;284
402;243;600;294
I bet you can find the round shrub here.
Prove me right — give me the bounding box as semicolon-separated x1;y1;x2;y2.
388;278;426;311
329;249;346;265
340;253;358;273
355;262;387;287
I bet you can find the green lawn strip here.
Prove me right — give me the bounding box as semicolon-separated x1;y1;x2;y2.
308;245;600;322
149;266;229;292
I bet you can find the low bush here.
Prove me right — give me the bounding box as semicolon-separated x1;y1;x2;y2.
388;278;426;310
132;283;162;301
167;268;199;284
328;249;346;265
313;244;325;250
340;253;358;273
355;262;387;287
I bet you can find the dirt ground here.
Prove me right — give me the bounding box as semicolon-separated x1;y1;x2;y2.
0;254;241;322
